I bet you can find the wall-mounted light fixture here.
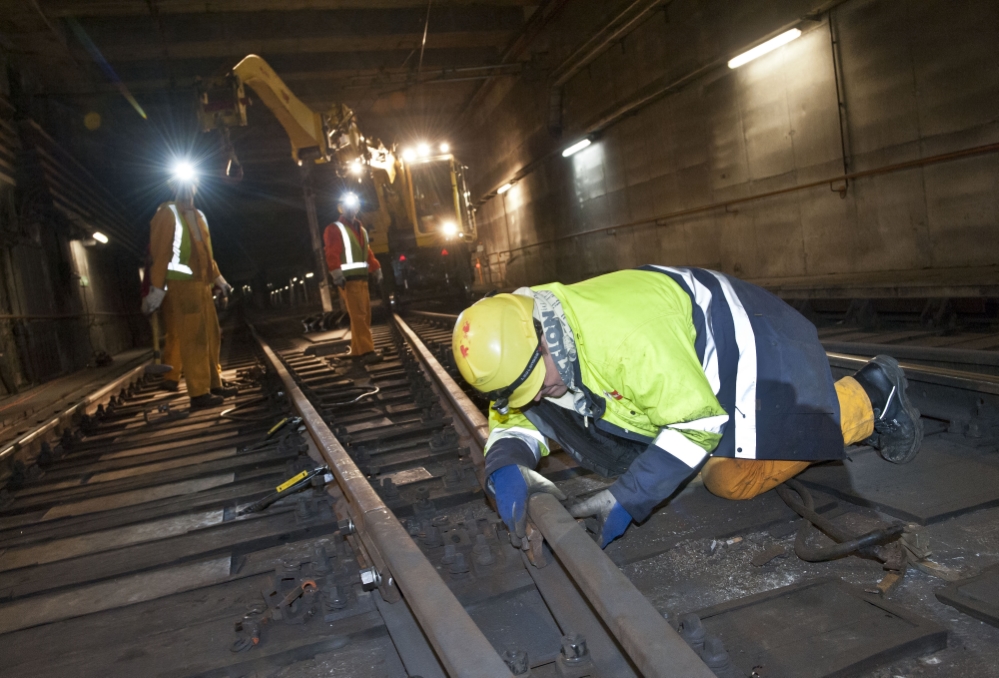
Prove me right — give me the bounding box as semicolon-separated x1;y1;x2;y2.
728;28;801;69
497;182;514;195
561;138;592;158
92;231;109;244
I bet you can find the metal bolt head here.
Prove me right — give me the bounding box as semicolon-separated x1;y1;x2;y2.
560;633;588;662
502;649;529;675
337;518;355;535
359;566;382;590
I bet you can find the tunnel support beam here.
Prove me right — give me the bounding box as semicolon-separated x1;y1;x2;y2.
300;163;333;313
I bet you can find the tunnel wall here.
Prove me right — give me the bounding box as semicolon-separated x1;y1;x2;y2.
465;0;999;294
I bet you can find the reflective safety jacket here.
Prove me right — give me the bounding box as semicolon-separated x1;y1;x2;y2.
323;218;381;281
484;267;843;521
149;202;220;289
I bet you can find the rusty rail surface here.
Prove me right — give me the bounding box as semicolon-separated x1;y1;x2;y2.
393;312;715;677
251;325;514;678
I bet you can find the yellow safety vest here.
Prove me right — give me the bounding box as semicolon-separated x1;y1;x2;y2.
334;220;370;279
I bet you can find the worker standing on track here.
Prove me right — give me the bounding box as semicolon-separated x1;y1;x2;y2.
141;160;237;409
323;192;383;365
452;267;923;547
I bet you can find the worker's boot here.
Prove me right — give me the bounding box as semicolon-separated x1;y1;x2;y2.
359;351;383;365
211;384;238;398
190;393;225;410
161;379;179;392
852;355;923;463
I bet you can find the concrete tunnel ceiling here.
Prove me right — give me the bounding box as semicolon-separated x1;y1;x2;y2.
0;0;543;282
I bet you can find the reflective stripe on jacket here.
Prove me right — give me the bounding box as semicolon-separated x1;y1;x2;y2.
165;204;194;280
334;221;369;278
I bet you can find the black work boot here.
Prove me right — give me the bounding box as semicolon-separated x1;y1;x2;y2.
211;385;238;398
161;379;179;392
852;355;923;463
190;393;225;410
359;351;383;365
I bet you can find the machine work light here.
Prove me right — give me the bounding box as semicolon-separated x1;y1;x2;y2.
728;28;801;69
92;231;109;244
497;182;513;195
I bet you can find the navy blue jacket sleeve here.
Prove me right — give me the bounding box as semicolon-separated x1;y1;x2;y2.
609;444;704;521
483;437;538;487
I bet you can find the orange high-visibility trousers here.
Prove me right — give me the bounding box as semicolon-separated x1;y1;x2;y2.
701;376;875;500
160;280;218;398
339;279;375;356
161;290;223;389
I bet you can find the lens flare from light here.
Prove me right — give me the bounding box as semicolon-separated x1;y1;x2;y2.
728;28;802;69
340;192;360;210
171;160;197;183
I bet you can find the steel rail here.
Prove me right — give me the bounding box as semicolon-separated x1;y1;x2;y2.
393;312;714;677
250;325;514;678
0;356;152;462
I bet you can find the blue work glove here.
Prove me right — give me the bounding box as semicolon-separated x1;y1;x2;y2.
569;489;634;548
490;464;566;541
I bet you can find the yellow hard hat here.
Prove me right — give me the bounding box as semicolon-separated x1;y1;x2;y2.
452;294;544;412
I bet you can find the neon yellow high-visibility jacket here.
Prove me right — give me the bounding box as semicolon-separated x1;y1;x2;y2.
483;267;843;521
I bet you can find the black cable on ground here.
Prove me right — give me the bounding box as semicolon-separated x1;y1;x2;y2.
777;479;905;562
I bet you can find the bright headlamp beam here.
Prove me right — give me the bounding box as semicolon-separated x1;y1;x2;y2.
561;138;592;158
442;221;458;238
92;231;109;244
340;192;360;210
728;28;801;69
171;160;197;183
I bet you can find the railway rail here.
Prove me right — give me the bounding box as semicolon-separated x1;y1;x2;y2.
0;308;997;677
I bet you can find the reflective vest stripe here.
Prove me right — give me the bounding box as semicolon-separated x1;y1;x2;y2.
165;205;194;277
335;221;369;272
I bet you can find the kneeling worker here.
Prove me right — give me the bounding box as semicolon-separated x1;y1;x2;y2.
453;267;922;547
142;160;236;409
323;192;383;365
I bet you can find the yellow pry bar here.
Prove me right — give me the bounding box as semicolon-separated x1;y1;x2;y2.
276;470;309;493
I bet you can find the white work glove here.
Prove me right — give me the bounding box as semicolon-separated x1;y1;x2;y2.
142;286;166;315
330;268;346;288
213;275;232;298
373;268;383;285
569;489;634;548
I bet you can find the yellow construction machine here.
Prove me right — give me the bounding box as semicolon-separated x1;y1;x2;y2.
196;55;476;310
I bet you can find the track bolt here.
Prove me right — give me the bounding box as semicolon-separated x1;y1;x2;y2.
502;649;530;675
337;518;355;535
359;566;382;591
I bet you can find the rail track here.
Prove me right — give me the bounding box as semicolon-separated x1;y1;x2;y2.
0;308;997;677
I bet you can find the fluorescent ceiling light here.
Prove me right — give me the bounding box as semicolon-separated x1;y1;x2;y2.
561;138;591;158
92;231;109;244
497;182;513;195
728;28;801;69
